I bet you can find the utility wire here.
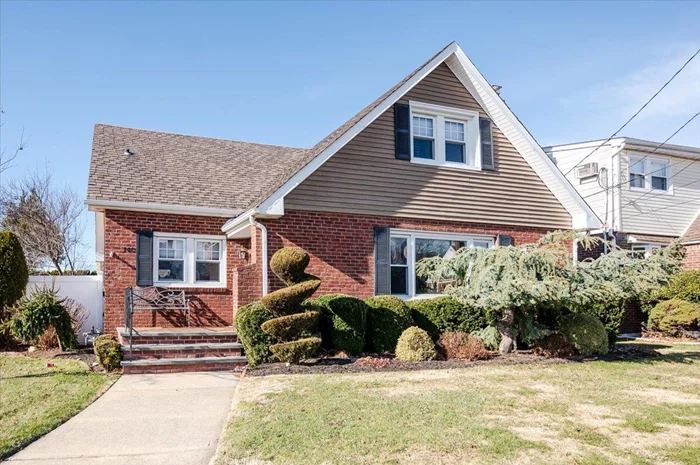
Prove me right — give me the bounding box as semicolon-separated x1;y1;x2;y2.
581;111;700;200
622;193;700;220
564;47;700;176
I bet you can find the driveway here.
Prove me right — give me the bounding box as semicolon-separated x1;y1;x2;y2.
6;372;238;465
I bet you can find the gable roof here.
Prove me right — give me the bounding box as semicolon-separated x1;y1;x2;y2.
683;211;700;243
87;124;308;216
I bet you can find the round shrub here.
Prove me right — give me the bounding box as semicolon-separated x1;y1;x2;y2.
532;333;574;358
652;270;700;303
94;334;122;371
313;294;368;355
235;302;276;366
437;331;488;361
260;311;320;341
395;327;437;361
365;295;412;353
648;299;700;335
270;336;322;363
558;313;609;356
407;296;487;341
269;247;311;285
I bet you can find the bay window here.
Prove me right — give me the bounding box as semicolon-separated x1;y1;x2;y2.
153;233;226;287
389;230;493;298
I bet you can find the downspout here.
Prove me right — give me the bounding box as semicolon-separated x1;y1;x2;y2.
573;237;580;266
249;216;268;296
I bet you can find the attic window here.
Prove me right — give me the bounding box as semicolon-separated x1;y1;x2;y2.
409;101;480;170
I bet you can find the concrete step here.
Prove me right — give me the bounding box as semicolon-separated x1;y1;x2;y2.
121;342;244;360
116;327;239;345
121;356;248;374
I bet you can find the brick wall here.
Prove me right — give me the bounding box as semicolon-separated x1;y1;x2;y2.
260;209;557;298
683;243;700;270
103;210;253;334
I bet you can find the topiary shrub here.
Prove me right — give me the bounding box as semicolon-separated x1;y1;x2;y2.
0;231;29;347
558;313;609;356
407;296;487;341
94;334;122;371
652;270;700;303
395;327;437;361
532;333;574;358
9;287;76;350
270;337;322;363
437;331;489;361
313;294;368;355
235;302;276;366
365;295;412;353
648;299;700;335
259;247;321;363
470;325;501;351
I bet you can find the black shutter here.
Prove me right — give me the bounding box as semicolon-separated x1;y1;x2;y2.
394;103;411;160
498;234;514;247
136;231;153;287
480;117;495;170
374;226;391;295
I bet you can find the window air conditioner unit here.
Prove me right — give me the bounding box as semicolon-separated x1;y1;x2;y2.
575;162;599;179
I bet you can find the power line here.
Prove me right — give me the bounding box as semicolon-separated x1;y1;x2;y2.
581;111;700;200
619;157;700;211
619;178;700;220
563;47;700;176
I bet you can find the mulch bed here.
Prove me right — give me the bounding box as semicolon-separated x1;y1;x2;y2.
245;345;662;377
1;346;103;372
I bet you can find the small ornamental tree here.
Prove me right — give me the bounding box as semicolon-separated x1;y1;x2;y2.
259;247;322;363
416;230;683;354
0;231;29;347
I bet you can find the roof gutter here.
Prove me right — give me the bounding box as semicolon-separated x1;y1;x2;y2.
85;199;243;218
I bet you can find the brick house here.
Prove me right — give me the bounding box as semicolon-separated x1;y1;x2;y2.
87;42;601;371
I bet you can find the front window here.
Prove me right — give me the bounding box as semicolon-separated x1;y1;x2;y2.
153;234;226;286
389;230;493;298
628;156;670;192
410;101;480;169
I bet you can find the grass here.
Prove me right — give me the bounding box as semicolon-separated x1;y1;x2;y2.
216;342;700;465
0;355;118;459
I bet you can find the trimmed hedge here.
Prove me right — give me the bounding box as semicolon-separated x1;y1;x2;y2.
94;334;122;371
648;299;700;335
365;295;412;353
235;302;276;366
312;294;368;355
269;247;312;285
260;311;320;341
270;336;322;363
559;313;609;356
407;296;487;341
260;279;321;317
395;327;437;361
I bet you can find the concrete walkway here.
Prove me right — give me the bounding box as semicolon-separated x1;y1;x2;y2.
7;372;238;465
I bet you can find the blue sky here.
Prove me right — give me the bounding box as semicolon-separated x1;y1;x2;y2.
1;1;699;268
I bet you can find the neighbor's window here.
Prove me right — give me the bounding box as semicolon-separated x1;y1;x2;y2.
650;160;669;191
628;156;670;192
389;231;493;298
631;244;661;260
629;156;645;189
410;101;480;169
154;234;226;286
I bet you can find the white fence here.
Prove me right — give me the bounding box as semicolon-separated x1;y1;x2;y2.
26;275;104;343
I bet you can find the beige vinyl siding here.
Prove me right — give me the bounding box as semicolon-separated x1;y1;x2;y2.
286;63;572;229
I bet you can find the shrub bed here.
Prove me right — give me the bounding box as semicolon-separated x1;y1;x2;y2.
648;299;700;335
312;294;367;355
365;295;412;353
395;327;437;361
559;313;608;356
407;296;487;341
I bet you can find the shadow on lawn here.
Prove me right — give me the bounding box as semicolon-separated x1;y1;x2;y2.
3;371;96;381
607;342;700;365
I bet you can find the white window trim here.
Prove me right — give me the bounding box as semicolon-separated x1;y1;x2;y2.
153;232;227;288
409;101;481;170
389;229;494;299
631;243;661;259
627;155;673;195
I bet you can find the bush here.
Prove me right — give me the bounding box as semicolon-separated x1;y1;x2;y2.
648;299;700;335
471;326;501;350
395;327;437;361
269;336;322;363
365;295;412;353
437;331;488;361
37;298;89;350
94;334;122;371
407;296;487;341
313;294;368;355
653;270;700;303
235;302;276;366
0;231;29;347
558;313;609;356
260;279;321;317
532;333;574;358
583;302;626;346
269;247;312;285
9;287;76;350
260;311;320;341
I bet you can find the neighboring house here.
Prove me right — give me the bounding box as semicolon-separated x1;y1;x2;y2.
87;42;601;344
546;138;700;269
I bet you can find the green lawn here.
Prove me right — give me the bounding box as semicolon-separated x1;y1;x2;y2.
0;355;118;459
216;342;700;465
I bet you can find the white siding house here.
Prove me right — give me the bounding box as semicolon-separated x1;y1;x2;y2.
546;138;700;248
